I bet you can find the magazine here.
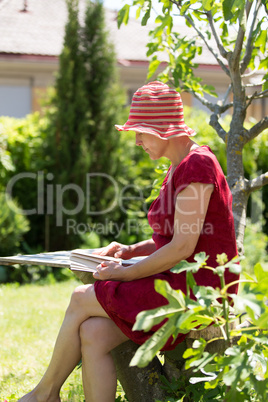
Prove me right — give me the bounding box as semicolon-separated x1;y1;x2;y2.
70;249;146;272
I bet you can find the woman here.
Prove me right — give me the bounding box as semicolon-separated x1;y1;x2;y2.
20;81;238;402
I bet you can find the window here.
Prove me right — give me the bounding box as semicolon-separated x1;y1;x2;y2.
0;85;31;118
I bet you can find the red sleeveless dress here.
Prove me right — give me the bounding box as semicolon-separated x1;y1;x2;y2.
94;146;239;350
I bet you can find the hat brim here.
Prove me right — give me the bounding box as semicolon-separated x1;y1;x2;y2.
115;123;196;139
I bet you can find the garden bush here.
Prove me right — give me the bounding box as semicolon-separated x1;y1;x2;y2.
131;253;268;401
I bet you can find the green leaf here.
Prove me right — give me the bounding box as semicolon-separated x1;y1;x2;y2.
175;308;214;332
141;0;151;26
214;266;225;277
117;4;130;28
130;319;177;367
194;285;222;307
202;0;214;11
155;279;187;307
133;280;187;332
228;262;242;275
147;58;161;79
252;310;268;329
190;351;218;371
255;30;267;54
133;304;183;332
232;293;262;317
171;252;209;274
262;73;268;91
222;0;235;21
216;253;228;265
180;1;192;16
254;262;266;282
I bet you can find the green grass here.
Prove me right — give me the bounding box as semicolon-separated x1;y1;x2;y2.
0;279;127;401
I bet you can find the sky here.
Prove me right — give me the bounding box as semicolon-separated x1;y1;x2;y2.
103;1;128;12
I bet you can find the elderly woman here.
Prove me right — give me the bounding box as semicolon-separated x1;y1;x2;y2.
20;81;238;402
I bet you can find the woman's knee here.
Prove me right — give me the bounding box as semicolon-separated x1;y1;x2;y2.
80;317;125;353
80;317;108;348
68;284;93;312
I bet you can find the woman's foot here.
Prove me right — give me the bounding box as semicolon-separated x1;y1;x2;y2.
18;389;61;402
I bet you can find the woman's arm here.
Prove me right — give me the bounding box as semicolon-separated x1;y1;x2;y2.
93;239;156;259
93;182;214;281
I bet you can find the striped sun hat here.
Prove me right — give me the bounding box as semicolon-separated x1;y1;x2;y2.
115;81;196;139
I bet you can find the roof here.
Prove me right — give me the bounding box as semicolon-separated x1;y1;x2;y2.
0;0;217;64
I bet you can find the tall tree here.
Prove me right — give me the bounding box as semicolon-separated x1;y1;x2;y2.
45;0;90;250
118;0;268;254
44;0;126;250
81;0;126;241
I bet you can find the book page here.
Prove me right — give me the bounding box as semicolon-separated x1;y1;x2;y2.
70;249;146;272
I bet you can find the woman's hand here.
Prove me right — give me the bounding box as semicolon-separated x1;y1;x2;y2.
92;241;133;260
93;261;130;281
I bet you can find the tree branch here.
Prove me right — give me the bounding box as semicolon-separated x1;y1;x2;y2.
244;116;268;144
231;12;246;68
209;114;227;142
247;88;268;100
171;1;230;77
206;11;228;59
248;171;268;193
242;67;259;78
222;84;232;106
245;81;266;88
246;89;268;111
240;0;258;74
192;91;232;115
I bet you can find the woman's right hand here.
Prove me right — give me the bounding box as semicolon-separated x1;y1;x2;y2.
93;242;133;260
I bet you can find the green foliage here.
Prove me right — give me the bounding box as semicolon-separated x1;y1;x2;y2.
242;219;268;273
0;122;14;181
45;0;91;250
81;0;128;244
0;113;48;184
0;112;53;251
0;113;46;256
43;0;128;250
0;193;29;257
118;0;267;102
131;253;268;400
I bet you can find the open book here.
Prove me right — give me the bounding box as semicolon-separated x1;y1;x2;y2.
70;249;146;273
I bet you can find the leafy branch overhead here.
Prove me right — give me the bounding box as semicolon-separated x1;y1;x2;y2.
117;0;268;254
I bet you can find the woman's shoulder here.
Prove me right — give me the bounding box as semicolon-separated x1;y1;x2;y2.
177;145;219;171
172;145;224;187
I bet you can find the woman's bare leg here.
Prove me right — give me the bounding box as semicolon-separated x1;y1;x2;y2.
18;284;111;402
80;317;129;402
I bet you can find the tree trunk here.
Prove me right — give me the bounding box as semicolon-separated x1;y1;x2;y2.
112;341;166;402
226;51;249;254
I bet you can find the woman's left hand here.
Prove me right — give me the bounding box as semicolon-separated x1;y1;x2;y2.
93;261;129;281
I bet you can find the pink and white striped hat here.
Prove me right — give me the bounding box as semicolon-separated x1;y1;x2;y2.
115;81;196;139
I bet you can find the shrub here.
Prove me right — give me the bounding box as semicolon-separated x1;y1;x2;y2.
131;253;268;401
0;193;30;256
0;193;30;282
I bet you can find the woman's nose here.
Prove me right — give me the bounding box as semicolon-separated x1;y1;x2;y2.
135;133;142;146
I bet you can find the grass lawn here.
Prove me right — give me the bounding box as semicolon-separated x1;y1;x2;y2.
0;279;127;401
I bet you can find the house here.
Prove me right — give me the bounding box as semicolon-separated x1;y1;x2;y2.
0;0;266;120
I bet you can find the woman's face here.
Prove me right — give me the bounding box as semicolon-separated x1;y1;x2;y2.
135;132;167;160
